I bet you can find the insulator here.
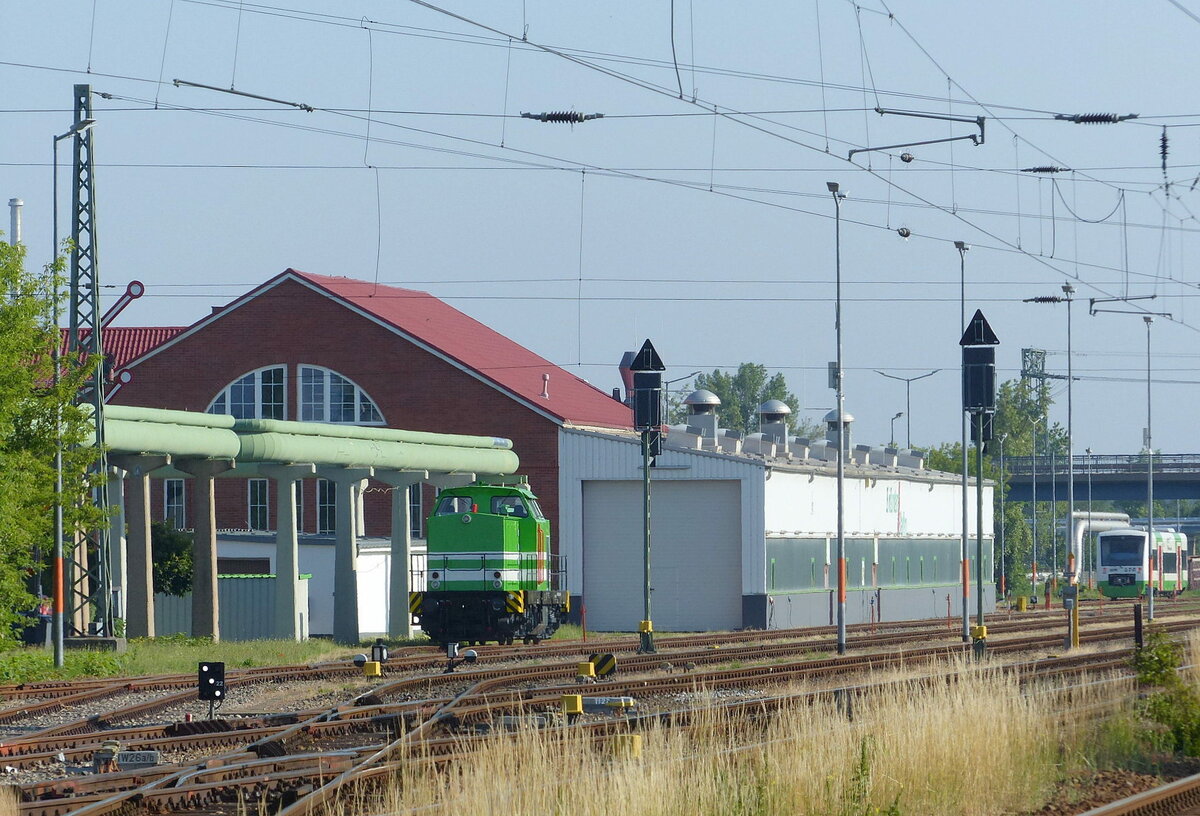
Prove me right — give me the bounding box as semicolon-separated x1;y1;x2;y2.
1026;296;1061;304
896;227;911;239
520;111;604;124
1161;126;1169;175
1021;166;1069;174
900;152;914;163
1053;112;1138;124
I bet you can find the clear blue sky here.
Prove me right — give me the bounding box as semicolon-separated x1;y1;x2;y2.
4;1;1199;454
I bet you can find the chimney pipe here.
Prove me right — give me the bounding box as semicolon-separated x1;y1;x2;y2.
8;198;22;246
540;373;550;399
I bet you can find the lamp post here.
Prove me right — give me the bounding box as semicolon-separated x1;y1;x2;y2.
1145;316;1155;620
1089;300;1169;618
890;412;903;447
955;240;969;644
828;180;847;656
998;433;1007;598
1023;283;1076;586
51;117;96;668
1085;447;1093;589
875;370;940;448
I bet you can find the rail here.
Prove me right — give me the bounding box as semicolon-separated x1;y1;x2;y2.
1006;454;1200;478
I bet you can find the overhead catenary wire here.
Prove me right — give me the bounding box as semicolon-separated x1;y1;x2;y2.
18;2;1200;333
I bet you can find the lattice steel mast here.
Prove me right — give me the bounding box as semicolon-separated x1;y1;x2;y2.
66;84;112;637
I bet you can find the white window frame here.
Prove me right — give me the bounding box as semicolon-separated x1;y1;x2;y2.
294;480;304;533
317;478;336;534
206;365;288;420
297;365;385;425
164;478;186;529
409;485;423;539
248;478;270;531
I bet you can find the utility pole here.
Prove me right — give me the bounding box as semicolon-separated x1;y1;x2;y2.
961;308;999;659
66;84;113;638
629;339;664;654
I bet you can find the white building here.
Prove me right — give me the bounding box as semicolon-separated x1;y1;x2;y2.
557;394;993;631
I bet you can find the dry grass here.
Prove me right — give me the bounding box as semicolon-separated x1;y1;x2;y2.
0;785;16;816
328;658;1133;816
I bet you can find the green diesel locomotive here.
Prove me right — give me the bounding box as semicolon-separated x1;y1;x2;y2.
409;478;569;646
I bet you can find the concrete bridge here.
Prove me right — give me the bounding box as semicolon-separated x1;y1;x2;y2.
1005;454;1200;502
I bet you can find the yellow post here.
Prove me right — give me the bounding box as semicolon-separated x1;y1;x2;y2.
561;694;583;716
362;661;382;677
1016;596;1028;612
1071;604;1080;648
577;661;596;678
612;734;643;758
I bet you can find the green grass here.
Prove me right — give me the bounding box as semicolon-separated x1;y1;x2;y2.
552;623;629;641
0;635;353;684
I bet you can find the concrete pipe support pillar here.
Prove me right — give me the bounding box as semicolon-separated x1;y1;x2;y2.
106;466;128;626
109;454;171;639
176;459;234;640
318;467;374;645
261;464;316;641
376;470;428;639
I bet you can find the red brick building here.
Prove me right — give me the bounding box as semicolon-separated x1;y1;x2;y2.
109;269;633;541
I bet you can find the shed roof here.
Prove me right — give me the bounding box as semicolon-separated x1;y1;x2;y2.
119;270;634;430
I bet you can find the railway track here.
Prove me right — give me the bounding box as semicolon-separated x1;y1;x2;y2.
1079;772;1200;815
4;603;1193;816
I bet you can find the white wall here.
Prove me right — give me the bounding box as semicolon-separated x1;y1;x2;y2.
217;536;391;639
558;428;766;601
765;470;993;539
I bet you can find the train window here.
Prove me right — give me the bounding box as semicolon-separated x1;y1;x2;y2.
435;496;473;516
1163;551;1178;573
1101;535;1143;566
492;496;528;517
528;499;546;519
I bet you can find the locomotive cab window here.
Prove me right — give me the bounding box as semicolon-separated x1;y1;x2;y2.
528;499;546;520
1101;535;1143;566
492;496;528;517
435;496;473;515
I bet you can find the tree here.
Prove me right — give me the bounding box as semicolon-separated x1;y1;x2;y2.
672;363;821;438
0;239;102;642
928;374;1070;598
151;522;193;597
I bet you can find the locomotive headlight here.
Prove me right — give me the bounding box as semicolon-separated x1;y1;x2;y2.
493;571;501;579
430;579;441;589
431;571;440;579
492;580;503;589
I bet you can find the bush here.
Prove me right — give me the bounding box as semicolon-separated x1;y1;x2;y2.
1131;628;1200;756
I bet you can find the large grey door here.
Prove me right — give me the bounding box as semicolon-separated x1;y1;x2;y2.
581;479;740;631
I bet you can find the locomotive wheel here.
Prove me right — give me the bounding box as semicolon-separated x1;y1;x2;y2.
531;637;541;645
522;636;532;645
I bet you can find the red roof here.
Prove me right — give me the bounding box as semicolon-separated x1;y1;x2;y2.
285;271;633;429
62;327;186;369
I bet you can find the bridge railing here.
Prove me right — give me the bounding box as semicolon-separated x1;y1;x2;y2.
1006;454;1200;478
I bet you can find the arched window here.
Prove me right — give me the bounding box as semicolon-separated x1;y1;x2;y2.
298;365;384;425
207;365;287;420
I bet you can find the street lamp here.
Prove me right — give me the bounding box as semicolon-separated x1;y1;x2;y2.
875;369;940;447
828;180;847;656
1090;300;1169;619
1145;315;1155;620
998;433;1007;598
890;412;903;446
955;240;969;644
1085;447;1093;589
1023;283;1076;585
51;117;96;668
